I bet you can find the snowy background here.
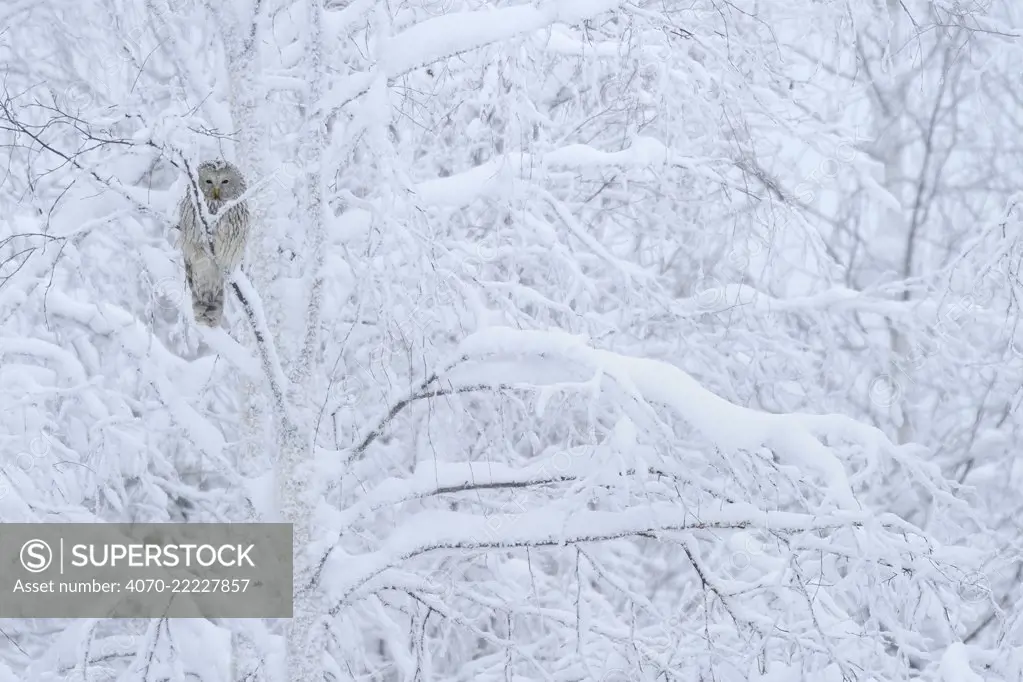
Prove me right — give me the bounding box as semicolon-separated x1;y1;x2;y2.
2;0;1023;679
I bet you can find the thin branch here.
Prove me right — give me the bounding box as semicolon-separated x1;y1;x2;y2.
346;356;469;462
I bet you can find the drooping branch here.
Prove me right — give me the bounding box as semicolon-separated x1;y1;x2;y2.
326;502;933;613
230;275;292;426
333;463;739;531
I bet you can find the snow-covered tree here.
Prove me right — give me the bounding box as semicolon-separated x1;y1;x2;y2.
1;0;1020;679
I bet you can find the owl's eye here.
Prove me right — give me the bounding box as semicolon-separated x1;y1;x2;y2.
221;179;229;184
204;179;212;184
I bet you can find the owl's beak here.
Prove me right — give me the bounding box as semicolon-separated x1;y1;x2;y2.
211;186;221;200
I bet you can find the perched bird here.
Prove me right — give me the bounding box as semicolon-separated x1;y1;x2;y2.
175;160;250;327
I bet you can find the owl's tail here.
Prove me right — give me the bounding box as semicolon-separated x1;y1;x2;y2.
191;286;225;327
184;260;225;327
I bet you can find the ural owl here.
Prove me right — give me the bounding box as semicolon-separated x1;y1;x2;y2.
175;160;250;327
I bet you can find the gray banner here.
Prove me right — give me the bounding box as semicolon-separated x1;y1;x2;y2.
0;523;292;618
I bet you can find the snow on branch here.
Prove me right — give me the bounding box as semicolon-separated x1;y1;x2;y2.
44;290;234;464
456;327;866;509
326;500;950;608
377;0;626;77
0;338;107;419
229;273;293;427
410;141;727;208
336;455;738;529
675;281;950;319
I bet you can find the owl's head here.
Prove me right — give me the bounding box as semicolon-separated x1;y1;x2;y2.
197;160;246;202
